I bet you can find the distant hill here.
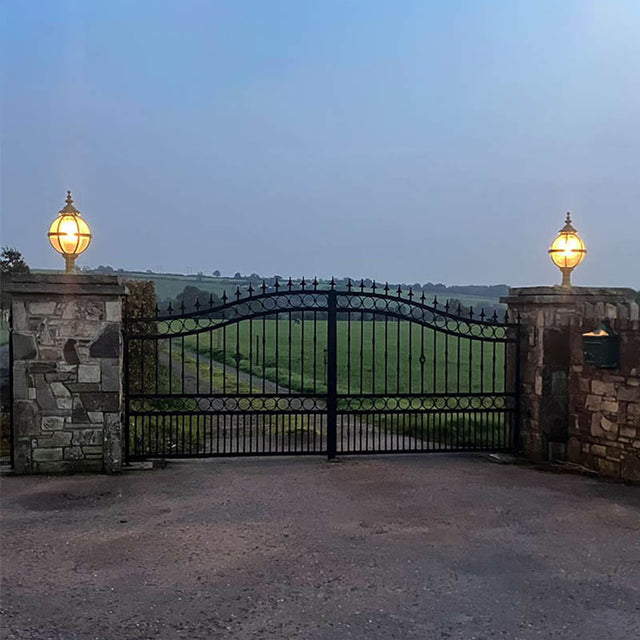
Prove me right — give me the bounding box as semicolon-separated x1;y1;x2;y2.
35;267;509;315
86;267;509;313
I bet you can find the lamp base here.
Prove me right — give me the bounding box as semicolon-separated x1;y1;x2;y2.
64;255;77;274
560;268;573;288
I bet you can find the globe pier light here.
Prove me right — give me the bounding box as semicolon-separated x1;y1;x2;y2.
48;191;92;274
548;212;586;288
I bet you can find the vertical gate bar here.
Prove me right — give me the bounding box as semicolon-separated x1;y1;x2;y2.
408;321;413;394
222;324;227;394
502;341;508;396
168;334;173;394
275;311;280;394
480;337;485;394
384;313;389;395
483;410;488;450
181;335;185;395
371;311;376;394
365;409;369;452
492;410;496;450
420;325;425;394
301;309;305;394
274;413;278;453
432;324;437;394
492;340;497;393
236;320;240;394
313;309;317;395
288;310;292;393
326;289;338;460
141;336;145;396
444;328;448;394
347;306;352;394
155;331;159;394
396;316;401;393
196;331;200;395
222;414;226;454
360;306;364;395
122;313;130;464
313;410;317;452
210;326;214;395
262;314;266;394
236;406;240;453
425;412;430;452
468;338;473;393
456;334;461;394
249;315;253;391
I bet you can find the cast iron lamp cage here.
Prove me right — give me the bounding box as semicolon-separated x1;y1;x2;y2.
548;212;586;287
48;190;92;274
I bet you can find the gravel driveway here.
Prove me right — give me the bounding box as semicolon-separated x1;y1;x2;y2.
1;455;639;640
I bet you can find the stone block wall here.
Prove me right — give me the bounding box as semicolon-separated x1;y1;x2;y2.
568;317;640;481
7;274;127;474
503;287;640;482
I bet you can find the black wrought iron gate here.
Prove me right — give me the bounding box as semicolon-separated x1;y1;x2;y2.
124;280;519;461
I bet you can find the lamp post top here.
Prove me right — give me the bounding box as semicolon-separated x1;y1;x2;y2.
58;190;81;215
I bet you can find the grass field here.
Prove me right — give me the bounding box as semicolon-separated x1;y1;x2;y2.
160;318;509;396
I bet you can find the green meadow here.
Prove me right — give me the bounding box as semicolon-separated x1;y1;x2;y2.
160;318;508;396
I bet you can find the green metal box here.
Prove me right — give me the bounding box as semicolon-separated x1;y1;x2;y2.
582;320;619;369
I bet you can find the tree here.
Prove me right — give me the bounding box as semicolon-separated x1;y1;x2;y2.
176;286;220;312
0;247;30;274
212;270;221;277
1;247;30;310
233;272;242;279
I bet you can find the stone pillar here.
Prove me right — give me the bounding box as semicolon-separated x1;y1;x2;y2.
7;274;127;474
503;286;640;481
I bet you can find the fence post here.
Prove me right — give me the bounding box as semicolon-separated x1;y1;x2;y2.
326;289;337;459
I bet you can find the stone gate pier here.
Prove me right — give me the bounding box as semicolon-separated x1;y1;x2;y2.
503;286;640;482
6;274;127;474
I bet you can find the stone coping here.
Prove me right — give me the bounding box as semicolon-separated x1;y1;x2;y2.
501;286;639;305
5;273;128;297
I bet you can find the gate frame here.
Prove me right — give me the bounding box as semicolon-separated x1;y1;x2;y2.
123;279;521;461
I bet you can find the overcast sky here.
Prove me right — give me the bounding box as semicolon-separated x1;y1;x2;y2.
1;0;639;287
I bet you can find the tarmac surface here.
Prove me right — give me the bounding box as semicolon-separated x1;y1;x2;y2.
1;454;639;640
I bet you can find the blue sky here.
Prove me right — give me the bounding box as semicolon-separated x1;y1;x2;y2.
1;0;639;286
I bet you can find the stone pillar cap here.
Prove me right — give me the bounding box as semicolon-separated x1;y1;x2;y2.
5;273;128;296
501;286;638;305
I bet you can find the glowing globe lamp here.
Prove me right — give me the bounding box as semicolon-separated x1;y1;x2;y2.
48;191;92;274
548;212;586;287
